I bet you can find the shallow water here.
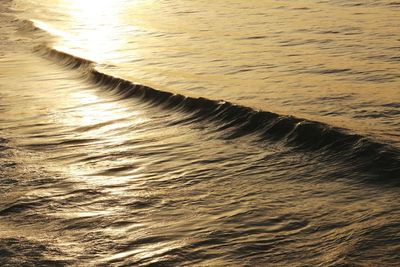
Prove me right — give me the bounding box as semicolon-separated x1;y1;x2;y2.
11;0;400;146
1;0;400;266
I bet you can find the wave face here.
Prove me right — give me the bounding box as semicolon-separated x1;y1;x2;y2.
1;2;400;266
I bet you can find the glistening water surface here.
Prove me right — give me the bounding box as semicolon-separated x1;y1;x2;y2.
11;0;400;146
1;0;400;266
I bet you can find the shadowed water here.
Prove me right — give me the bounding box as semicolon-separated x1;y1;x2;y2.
1;0;400;266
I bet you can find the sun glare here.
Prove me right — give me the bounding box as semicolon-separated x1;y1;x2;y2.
54;0;134;63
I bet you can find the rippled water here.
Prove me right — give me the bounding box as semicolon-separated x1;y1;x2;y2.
1;0;400;266
11;0;400;145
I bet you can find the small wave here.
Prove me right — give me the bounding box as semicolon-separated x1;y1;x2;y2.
0;237;72;266
16;19;42;33
388;1;400;7
314;68;352;75
34;45;93;69
35;45;400;183
0;137;9;151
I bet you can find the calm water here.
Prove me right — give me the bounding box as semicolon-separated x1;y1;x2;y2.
1;0;399;266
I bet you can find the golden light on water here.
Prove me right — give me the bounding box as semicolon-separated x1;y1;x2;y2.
66;90;148;143
38;0;140;63
2;0;400;265
50;89;150;189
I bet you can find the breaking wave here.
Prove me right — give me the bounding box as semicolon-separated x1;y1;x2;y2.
34;45;400;184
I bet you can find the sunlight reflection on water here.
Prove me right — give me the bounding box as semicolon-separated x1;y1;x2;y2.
1;1;400;265
17;0;400;145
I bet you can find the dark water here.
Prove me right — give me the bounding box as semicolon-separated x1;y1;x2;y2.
1;0;400;266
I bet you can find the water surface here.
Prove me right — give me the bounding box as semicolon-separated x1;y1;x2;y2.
1;0;399;266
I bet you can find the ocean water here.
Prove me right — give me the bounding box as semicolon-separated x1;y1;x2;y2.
0;0;399;266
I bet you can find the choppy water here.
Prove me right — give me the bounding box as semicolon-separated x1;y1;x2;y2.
1;0;399;266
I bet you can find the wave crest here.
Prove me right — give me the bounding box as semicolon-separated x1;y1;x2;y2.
35;45;400;183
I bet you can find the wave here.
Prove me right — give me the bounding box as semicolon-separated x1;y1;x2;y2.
34;44;400;184
34;45;93;69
